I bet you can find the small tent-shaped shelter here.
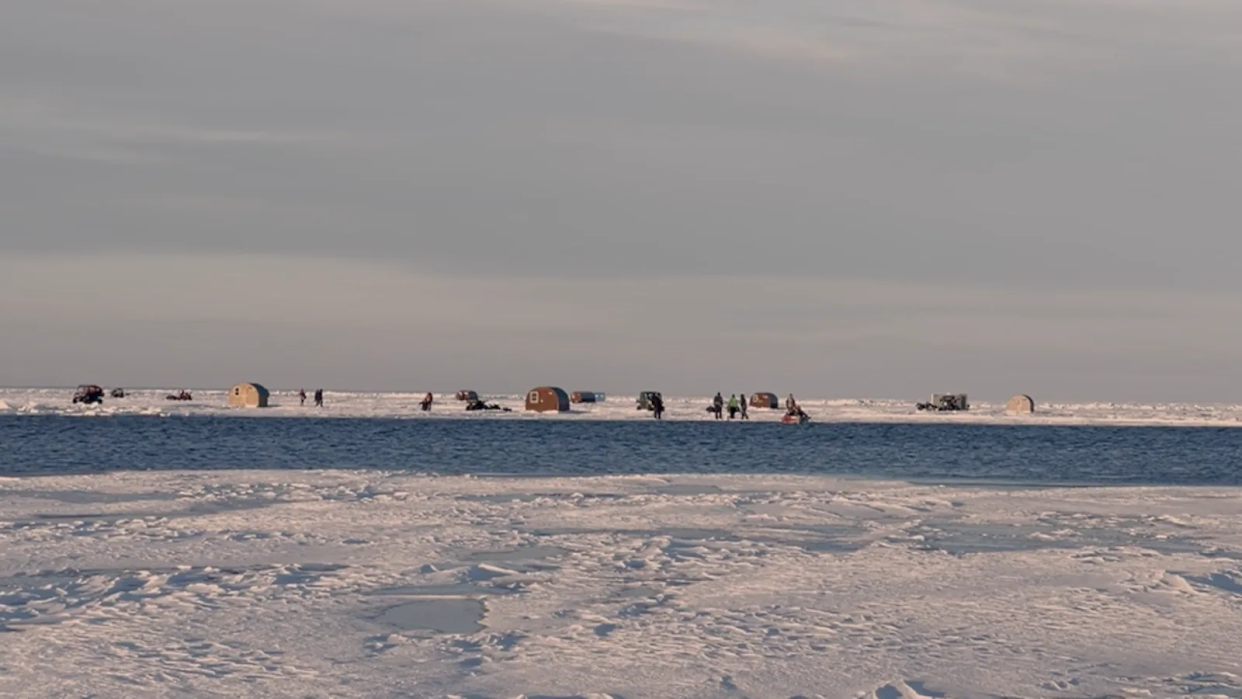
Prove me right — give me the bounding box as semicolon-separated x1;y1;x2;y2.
228;382;270;408
749;392;779;409
526;386;569;412
1006;394;1035;414
571;391;602;403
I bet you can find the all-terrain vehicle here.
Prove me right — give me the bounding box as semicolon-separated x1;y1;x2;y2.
72;385;105;404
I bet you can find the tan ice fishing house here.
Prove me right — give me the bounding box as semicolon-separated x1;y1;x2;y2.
1006;394;1035;414
228;382;270;408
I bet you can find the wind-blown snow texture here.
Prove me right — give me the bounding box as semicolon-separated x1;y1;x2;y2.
5;388;1242;426
2;471;1241;698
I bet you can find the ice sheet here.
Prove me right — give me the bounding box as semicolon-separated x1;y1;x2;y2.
5;388;1242;427
1;471;1240;698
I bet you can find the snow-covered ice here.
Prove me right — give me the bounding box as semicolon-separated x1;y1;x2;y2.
5;387;1242;426
2;471;1240;698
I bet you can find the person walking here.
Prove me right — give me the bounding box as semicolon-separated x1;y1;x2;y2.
740;394;749;420
314;388;323;408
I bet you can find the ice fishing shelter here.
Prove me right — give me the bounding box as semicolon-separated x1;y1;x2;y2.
228;382;269;408
749;392;779;409
1006;394;1035;414
455;390;478;402
525;386;570;412
571;391;603;403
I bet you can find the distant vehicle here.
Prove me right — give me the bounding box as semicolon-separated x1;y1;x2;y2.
110;388;126;398
916;393;969;412
165;390;193;401
455;390;479;401
465;398;511;412
637;391;662;410
72;385;105;405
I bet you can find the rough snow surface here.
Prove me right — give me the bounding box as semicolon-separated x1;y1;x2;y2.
1;471;1240;698
5;388;1242;426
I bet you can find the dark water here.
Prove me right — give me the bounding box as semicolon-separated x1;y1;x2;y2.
3;416;1241;485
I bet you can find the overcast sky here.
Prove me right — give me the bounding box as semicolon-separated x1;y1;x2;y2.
3;0;1241;401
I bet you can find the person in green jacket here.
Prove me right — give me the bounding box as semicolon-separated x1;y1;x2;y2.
727;394;740;420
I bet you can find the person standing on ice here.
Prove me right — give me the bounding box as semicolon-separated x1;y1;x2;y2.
651;392;664;420
712;392;724;420
298;389;306;407
419;392;433;411
740;394;749;420
785;393;797;414
314;388;323;408
727;394;739;420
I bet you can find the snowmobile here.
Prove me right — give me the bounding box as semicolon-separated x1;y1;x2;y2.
781;408;811;425
465;398;511;412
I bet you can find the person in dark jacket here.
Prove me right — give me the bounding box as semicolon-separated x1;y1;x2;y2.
651;393;664;419
298;389;306;407
314;389;323;408
420;392;433;411
740;394;749;420
712;392;724;420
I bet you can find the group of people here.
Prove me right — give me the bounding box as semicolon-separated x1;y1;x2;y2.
286;389;803;418
709;393;750;420
704;393;807;422
297;389;324;407
416;392;509;412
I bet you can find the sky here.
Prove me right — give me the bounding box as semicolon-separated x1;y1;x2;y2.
2;0;1241;401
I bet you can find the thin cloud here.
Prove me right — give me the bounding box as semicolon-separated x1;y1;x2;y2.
551;0;706;8
3;252;1238;328
0;95;362;148
3;253;1241;399
539;0;1242;78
